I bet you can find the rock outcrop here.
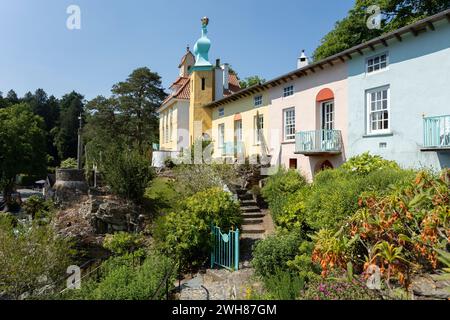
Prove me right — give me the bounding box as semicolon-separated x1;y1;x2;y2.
80;195;142;234
411;274;450;300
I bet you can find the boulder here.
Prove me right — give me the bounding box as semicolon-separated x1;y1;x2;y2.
83;197;139;234
411;274;450;300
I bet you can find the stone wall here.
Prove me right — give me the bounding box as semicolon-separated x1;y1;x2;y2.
54;169;88;203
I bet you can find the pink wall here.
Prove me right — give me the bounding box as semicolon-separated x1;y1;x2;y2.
267;62;348;180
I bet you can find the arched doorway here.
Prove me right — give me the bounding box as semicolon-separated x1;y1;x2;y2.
314;160;334;174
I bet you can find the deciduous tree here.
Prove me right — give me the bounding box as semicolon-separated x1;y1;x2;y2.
313;0;450;61
0;104;47;205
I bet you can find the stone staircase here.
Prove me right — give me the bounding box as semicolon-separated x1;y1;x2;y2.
236;188;266;239
234;187;271;263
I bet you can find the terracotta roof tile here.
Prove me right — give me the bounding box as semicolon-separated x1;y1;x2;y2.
160;72;242;108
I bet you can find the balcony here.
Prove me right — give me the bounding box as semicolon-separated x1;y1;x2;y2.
422;115;450;151
221;141;245;157
295;130;343;156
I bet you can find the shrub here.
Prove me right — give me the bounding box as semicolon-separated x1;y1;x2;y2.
341;152;399;175
261;169;307;205
301;273;381;300
103;232;146;255
304;166;413;230
361;167;415;192
287;241;321;282
304;169;362;230
60;158;78;169
64;250;175;300
93;251;174;300
312;169;450;287
252;231;303;278
183;187;242;229
172;164;237;196
261;169;308;228
144;177;180;214
102;147;155;202
0;219;73;299
262;269;305;300
22;195;54;222
164;157;176;169
276;188;310;232
154;187;241;268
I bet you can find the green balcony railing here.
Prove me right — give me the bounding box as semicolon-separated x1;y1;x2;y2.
295;130;343;154
423;115;450;148
221;141;245;157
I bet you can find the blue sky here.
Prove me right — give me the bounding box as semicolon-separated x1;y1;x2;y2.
0;0;354;100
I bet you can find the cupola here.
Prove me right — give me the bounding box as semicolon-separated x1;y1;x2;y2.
192;17;213;71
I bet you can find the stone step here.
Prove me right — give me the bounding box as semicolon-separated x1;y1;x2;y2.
240;199;257;206
241;224;265;234
241;217;264;225
240;206;261;213
240;233;265;240
242;212;265;219
237;193;253;201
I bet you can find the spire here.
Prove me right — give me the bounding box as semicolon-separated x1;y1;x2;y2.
192;17;213;71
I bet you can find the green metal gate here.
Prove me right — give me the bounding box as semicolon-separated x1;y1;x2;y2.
211;225;239;271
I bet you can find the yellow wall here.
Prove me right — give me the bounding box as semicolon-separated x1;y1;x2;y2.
189;69;214;144
211;92;269;159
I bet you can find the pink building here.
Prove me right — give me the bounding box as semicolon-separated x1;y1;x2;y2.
267;54;348;180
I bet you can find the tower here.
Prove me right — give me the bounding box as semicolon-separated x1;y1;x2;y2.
189;17;215;145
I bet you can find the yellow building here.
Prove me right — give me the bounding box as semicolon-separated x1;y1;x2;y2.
154;17;240;166
207;92;270;162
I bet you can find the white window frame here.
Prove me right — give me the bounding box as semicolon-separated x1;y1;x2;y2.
366;86;390;135
283;85;294;98
218;107;225;117
218;123;225;155
235;120;243;142
366;52;389;74
283;107;296;141
254;95;263;107
321;100;334;131
254;114;264;145
169;109;173;142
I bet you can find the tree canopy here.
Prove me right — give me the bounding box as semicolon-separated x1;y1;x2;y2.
313;0;450;61
53;91;85;160
239;75;266;89
84;67;167;169
0;103;47;199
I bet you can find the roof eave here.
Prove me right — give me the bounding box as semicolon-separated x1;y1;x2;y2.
205;8;450;109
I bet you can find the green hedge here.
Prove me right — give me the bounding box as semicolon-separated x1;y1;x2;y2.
153;187;241;268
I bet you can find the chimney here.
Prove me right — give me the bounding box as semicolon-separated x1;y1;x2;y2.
297;50;309;69
222;63;229;91
214;59;224;100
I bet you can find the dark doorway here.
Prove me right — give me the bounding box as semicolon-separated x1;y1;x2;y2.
315;160;333;174
289;158;298;169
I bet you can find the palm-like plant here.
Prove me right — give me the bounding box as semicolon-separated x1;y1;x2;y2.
373;241;409;289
